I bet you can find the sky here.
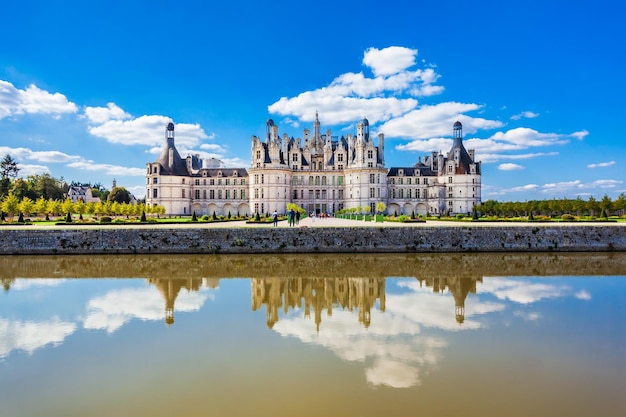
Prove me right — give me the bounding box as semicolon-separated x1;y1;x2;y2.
1;0;624;201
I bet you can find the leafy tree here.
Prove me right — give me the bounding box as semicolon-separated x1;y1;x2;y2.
1;193;20;221
0;154;19;179
61;199;74;216
75;199;87;218
49;199;63;217
34;196;49;218
376;202;386;214
108;187;131;204
19;197;35;217
10;178;36;201
29;174;65;200
600;194;613;217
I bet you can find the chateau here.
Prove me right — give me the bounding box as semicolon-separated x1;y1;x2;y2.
145;114;481;216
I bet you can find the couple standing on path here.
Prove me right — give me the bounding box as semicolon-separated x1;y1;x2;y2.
288;209;300;227
273;209;300;227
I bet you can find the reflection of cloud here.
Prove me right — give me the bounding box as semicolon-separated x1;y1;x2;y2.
0;318;76;359
273;278;509;389
275;308;446;388
394;281;504;330
479;278;568;304
11;279;66;290
83;287;211;333
514;311;541;321
366;359;420;388
575;290;591;300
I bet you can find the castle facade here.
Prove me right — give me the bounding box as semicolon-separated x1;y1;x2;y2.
145;114;481;217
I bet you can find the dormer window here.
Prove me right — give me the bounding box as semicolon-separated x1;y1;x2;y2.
398;169;404;176
218;171;222;177
233;170;238;177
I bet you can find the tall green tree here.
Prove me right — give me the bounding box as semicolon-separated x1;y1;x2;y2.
108;187;131;203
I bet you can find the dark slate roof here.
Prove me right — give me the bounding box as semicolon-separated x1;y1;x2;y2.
155;138;189;176
195;168;248;177
387;165;436;177
448;137;478;174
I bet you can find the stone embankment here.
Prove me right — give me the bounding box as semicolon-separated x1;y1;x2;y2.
1;224;625;255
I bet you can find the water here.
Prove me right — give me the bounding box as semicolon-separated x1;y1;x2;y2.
1;253;625;417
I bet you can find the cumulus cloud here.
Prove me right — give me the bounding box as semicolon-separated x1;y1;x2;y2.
488;178;623;197
385;102;503;141
268;46;445;126
83;102;131;124
88;115;210;148
0;80;77;119
498;163;525;171
15;163;50;176
587;161;615;169
363;46;418;77
511;111;539;120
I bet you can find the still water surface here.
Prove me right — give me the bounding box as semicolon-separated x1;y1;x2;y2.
1;253;625;417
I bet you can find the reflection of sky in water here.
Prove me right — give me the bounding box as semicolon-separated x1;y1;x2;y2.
1;273;625;417
271;277;598;388
0;276;619;389
1;279;214;359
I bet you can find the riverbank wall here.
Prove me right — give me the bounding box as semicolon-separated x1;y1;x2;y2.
1;225;625;254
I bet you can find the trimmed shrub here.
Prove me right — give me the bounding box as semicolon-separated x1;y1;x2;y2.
100;216;112;223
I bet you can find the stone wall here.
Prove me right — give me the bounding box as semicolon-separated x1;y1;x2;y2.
1;225;625;255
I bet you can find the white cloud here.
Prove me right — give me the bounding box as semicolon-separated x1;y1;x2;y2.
511;111;539;120
268;46;446;126
382;102;503;141
16;163;50;176
88;115;209;148
363;46;418;77
83;102;131;124
572;130;589;140
477;151;559;164
498;163;525;171
575;290;591;300
66;160;145;177
587;161;615;169
0;146;82;163
0;80;77;119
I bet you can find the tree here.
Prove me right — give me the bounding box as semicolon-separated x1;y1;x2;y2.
0;154;19;179
49;199;63;217
108;187;131;204
10;178;36;201
29;174;65;200
19;197;35;217
1;193;20;221
376;202;386;214
34;196;49;218
61;199;74;216
600;194;613;218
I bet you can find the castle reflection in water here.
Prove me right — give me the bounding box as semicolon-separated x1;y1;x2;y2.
143;275;480;328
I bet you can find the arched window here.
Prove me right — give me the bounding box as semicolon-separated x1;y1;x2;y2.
315;176;320;185
321;176;327;185
308;176;314;185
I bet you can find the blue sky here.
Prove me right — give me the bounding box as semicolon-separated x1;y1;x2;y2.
1;0;624;201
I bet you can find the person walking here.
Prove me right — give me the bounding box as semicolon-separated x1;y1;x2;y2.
272;210;278;227
289;209;295;227
295;210;300;225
